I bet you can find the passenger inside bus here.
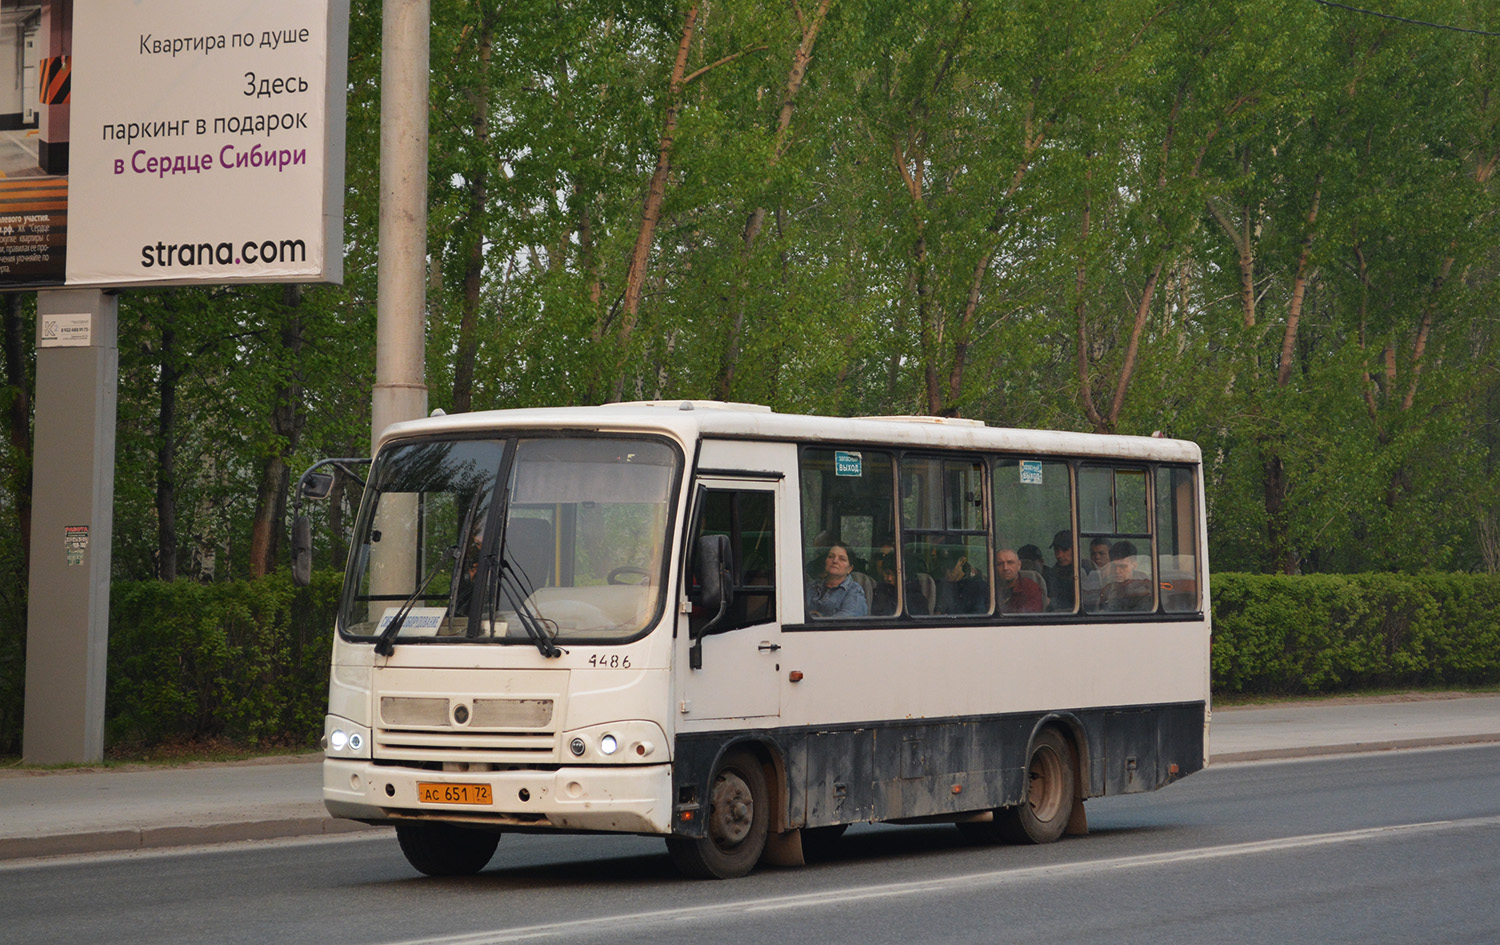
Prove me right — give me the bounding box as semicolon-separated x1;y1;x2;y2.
1100;539;1154;612
806;543;869;618
1081;536;1112;610
1017;543;1046;576
871;545;930;616
995;547;1045;613
1044;530;1076;612
935;546;989;614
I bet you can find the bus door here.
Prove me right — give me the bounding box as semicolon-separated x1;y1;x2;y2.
679;476;783;720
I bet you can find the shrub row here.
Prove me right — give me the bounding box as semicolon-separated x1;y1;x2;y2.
105;571;342;749
88;570;1500;747
1211;572;1500;694
10;570;1500;754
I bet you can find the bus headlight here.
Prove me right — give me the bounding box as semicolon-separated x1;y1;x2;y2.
324;716;371;759
560;721;668;762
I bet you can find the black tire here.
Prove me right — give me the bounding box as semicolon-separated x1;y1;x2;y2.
800;823;848;862
666;748;769;879
395;823;500;876
998;727;1075;844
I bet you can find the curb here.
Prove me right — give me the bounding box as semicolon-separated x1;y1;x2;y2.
1;816;384;862
1210;732;1500;764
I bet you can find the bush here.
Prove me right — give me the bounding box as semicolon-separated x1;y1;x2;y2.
10;569;1500;755
1210;572;1500;695
105;570;342;749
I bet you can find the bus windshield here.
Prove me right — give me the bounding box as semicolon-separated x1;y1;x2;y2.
339;435;679;647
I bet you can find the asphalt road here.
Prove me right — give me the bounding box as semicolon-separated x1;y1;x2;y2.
4;745;1498;945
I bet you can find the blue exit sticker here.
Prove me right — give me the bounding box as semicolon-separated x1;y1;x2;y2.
835;450;863;477
1020;460;1044;484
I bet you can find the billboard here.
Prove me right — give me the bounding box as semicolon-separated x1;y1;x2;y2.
0;0;347;288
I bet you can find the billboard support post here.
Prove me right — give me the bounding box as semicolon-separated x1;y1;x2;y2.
372;0;431;448
23;288;118;764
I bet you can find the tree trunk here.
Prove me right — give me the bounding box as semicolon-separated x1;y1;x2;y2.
1073;178;1107;434
719;0;832;400
451;16;494;414
1107;259;1165;428
1264;451;1296;574
613;1;700;402
1277;179;1322;389
249;286;306;578
156;318;179;581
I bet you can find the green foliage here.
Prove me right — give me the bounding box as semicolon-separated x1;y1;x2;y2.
103;571;341;749
1211;573;1500;694
0;557;23;756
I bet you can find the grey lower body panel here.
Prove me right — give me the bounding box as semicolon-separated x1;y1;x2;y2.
671;702;1205;836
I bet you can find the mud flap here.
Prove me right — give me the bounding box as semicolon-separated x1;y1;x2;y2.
1065;795;1089;836
760;828;806;867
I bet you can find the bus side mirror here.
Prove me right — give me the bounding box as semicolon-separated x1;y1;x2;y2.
292;514;313;587
696;534;735;614
299;472;335;501
691;534;734;670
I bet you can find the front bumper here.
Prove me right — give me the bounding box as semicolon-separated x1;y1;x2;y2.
323;758;674;835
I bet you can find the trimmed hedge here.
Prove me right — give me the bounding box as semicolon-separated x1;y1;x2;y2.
105;571;342;748
9;570;1499;753
1211;573;1500;694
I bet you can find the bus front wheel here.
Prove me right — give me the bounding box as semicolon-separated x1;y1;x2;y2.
667;748;769;879
395;823;500;876
998;727;1075;844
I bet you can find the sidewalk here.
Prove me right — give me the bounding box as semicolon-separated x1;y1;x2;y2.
2;693;1497;862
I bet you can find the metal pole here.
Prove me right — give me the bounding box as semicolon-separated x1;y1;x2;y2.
372;0;430;449
23;290;118;764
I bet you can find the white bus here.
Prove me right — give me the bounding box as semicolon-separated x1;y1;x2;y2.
302;402;1210;879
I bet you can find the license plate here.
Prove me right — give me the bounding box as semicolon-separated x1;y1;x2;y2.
417;781;493;805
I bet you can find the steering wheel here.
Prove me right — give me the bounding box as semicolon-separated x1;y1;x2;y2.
607;566;652;585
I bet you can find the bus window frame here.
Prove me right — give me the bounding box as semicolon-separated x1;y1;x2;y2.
790;446;1206;629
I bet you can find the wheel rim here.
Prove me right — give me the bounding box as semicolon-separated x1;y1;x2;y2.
1026;745;1066;822
709;768;755;848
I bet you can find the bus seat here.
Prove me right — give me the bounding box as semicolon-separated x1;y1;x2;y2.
849;571;876;607
914;572;937;614
505;517;554;589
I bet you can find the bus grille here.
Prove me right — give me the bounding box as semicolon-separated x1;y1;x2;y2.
373;728;557;764
375;695;558;764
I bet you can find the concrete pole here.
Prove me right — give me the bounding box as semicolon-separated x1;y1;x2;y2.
23;290;118;764
371;0;430;449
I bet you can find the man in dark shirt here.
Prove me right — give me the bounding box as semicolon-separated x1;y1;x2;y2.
1043;530;1076;612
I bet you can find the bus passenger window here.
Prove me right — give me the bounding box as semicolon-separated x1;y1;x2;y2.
1080;465;1155;615
1156;466;1200;613
799;448;895;619
902;456;989;616
993;459;1075;613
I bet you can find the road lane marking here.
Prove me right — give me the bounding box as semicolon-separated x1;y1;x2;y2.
379;814;1500;945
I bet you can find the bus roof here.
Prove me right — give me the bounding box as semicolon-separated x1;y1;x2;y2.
377;401;1202;465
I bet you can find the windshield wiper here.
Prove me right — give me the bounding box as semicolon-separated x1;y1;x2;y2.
375;541;463;657
498;559;563;658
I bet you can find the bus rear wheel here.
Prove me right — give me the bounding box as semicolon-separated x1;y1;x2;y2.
395;823;500;876
666;748;769;879
998;727;1075;844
